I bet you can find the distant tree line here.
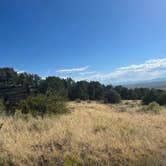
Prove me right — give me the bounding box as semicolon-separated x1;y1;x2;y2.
0;67;166;107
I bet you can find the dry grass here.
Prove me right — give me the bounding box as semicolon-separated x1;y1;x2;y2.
0;101;166;166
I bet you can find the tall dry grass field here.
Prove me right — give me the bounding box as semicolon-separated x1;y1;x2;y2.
0;101;166;166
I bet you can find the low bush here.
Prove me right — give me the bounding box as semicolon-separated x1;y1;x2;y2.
18;91;67;117
14;109;33;120
143;102;161;114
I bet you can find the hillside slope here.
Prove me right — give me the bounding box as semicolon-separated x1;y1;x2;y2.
0;101;166;165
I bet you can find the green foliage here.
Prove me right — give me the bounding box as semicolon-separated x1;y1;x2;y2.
0;67;166;111
0;67;18;86
88;81;105;100
0;67;41;87
14;109;33;120
38;76;68;97
104;89;121;104
18;92;67;117
159;93;166;105
143;102;161;114
19;95;46;116
46;90;67;114
143;89;166;105
115;86;141;100
69;81;89;100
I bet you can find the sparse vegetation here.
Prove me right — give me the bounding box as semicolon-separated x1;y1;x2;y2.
0;101;166;166
143;101;161;114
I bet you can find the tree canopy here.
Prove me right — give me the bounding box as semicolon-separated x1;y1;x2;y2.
0;67;166;108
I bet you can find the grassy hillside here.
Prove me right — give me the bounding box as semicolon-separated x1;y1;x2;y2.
0;101;166;166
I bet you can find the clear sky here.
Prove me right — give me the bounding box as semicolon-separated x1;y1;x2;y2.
0;0;166;84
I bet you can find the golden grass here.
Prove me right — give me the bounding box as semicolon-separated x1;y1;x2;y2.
0;101;166;166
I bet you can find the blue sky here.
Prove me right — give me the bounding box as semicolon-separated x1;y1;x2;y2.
0;0;166;84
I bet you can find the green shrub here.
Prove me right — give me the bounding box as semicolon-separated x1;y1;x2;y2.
18;92;67;117
14;109;33;120
143;102;161;114
19;94;46;116
104;90;121;104
142;89;166;106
